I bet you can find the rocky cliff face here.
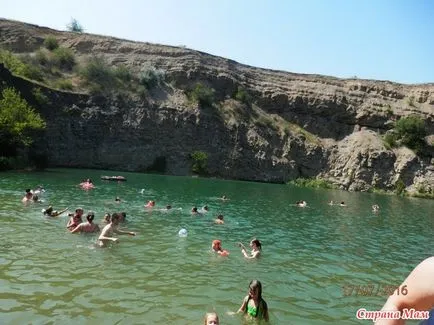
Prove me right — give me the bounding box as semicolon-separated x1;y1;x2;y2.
1;19;433;195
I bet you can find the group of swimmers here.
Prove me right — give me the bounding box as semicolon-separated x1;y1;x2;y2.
296;199;381;213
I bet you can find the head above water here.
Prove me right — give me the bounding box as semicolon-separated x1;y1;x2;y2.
111;213;121;223
166;205;172;210
204;312;219;325
86;212;95;222
192;207;198;213
250;238;262;250
217;214;224;220
212;240;222;251
248;279;263;300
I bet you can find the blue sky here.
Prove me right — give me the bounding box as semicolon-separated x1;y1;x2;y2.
1;0;433;84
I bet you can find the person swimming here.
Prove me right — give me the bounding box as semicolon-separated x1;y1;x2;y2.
239;239;262;259
199;205;209;213
296;200;307;208
22;189;33;202
191;207;199;214
212;240;229;256
215;214;224;224
372;204;380;213
144;200;155;208
43;206;68;217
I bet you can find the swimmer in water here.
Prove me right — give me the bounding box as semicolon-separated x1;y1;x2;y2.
70;212;100;233
236;280;269;321
215;214;224;224
191;207;199;215
43;206;69;217
199;205;209;213
97;213;135;247
22;189;33;202
212;240;229;256
239;238;262;259
296;200;307;208
372;204;380;213
144;200;155;208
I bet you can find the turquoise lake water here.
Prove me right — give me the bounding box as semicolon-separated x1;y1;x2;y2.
0;168;433;324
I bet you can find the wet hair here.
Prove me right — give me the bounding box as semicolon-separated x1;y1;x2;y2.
103;213;111;221
192;207;198;212
86;212;95;222
115;197;121;202
203;205;209;211
75;208;83;214
32;195;39;202
217;214;224;220
120;212;126;220
251;238;262;250
249;280;263;299
44;206;53;215
203;312;219;325
166;205;172;210
111;213;120;222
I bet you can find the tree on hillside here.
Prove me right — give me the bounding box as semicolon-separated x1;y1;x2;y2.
0;88;46;156
67;18;84;33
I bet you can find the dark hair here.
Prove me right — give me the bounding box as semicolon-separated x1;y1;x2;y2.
115;197;121;201
249;279;263;299
86;212;95;222
32;195;39;201
192;207;198;212
111;213;120;222
26;189;31;193
166;205;172;209
217;214;224;220
251;238;262;250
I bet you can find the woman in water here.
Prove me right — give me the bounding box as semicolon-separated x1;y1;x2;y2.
236;280;269;321
70;212;100;233
239;238;262;259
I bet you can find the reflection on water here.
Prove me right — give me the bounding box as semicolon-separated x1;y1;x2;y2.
0;168;433;324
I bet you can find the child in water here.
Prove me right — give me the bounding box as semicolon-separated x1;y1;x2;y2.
212;240;229;256
237;280;269;321
203;312;219;325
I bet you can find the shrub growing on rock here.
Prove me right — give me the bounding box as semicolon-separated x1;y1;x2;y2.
43;36;59;51
191;151;208;175
189;83;215;107
140;66;165;89
52;47;75;70
395;116;426;152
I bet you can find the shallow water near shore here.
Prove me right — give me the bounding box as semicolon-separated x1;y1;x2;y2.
0;168;433;324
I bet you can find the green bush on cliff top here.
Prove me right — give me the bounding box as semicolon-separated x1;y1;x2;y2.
0;50;44;81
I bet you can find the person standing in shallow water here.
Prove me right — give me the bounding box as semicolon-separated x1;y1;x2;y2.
70;212;100;233
97;213;135;247
228;280;269;321
239;239;262;259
